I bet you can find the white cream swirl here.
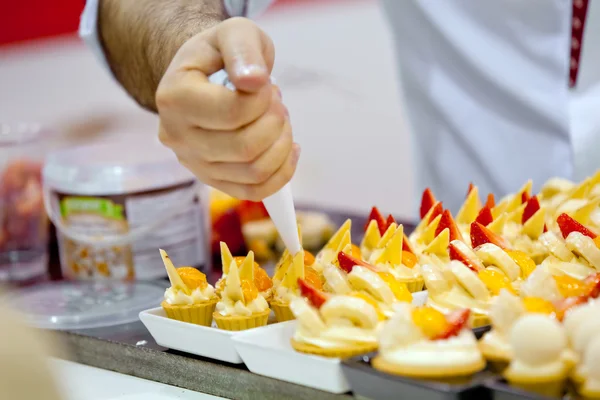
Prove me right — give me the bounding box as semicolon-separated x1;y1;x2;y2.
216;295;269;317
164;285;216;305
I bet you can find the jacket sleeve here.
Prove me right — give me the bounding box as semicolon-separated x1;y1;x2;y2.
79;0;276;75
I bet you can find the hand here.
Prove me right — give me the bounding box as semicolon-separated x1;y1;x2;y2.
156;18;300;201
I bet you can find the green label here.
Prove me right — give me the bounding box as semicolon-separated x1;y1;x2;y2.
60;197;124;220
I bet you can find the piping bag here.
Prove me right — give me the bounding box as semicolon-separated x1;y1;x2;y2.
209;69;302;255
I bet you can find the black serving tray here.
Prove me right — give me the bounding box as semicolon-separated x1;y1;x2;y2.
483;378;574;400
342;352;493;400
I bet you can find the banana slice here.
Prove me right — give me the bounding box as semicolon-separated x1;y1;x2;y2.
539;177;575;200
290;297;327;335
323;264;352;294
450;240;485;270
348;266;395;305
320;295;379;329
449;260;490;301
475;243;520;281
420;263;451;294
566;232;600;270
520;265;561;301
539;231;574;262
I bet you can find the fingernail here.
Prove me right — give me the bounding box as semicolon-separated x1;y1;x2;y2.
283;106;290;119
277;87;283;99
291;144;301;165
235;64;267;78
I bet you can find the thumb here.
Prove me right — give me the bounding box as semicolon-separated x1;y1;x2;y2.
216;18;274;93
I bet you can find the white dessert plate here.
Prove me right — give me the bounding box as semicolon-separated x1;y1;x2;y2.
139;307;246;364
231;292;429;394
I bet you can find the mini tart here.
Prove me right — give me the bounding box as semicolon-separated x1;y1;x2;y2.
503;314;570;398
314;219;352;272
421;262;491;328
159;249;218;326
290;295;380;358
368;224;424;292
373;305;485;380
214;250;270;331
271;250;306;322
216;242;273;301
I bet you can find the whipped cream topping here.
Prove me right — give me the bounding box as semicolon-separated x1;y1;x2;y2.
164;285;216;305
216;295;269;317
519;265;562;301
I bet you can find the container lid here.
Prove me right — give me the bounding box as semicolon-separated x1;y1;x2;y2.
43;137;196;195
6;281;165;330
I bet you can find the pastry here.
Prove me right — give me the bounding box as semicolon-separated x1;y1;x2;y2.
421;261;491;327
159;249;218;326
216;242;273;301
503;314;571;398
367;223;423;292
373;304;485;380
290;279;380;358
213;250;270;331
271;250;310;322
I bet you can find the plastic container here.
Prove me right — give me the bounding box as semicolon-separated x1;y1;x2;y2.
5;281;165;330
0;123;49;283
43;138;210;281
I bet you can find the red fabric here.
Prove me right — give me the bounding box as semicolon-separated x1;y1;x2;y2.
570;0;590;88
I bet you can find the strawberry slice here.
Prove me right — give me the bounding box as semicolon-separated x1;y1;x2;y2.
521;191;531;204
428;202;444;224
448;242;481;272
466;182;475;198
475;205;493;227
543;224;548;233
557;213;597;239
435;209;463;242
584;273;600;299
364;206;387;235
298;278;329;309
554;296;588;321
522;195;541;224
402;232;416;255
337;251;377;273
470;222;510;249
485;193;495;209
386;214;396;230
420;188;437;219
433;309;471;340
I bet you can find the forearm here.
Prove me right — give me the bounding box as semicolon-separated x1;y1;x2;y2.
99;0;226;112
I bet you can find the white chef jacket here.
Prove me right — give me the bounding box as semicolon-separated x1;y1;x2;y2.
81;0;600;213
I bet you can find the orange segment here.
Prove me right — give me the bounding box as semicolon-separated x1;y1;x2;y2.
177;267;208;290
506;250;536;278
304;265;323;290
478;269;515;296
402;251;418;268
254;264;273;292
522;297;555;315
304;250;316;266
241;279;258;304
594;236;600;249
234;256;260;269
351;244;362;259
411;307;449;339
350;292;386;320
553;275;587;298
377;272;412;302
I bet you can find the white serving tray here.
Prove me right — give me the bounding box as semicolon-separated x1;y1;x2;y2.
231;291;429;394
139;307;245;364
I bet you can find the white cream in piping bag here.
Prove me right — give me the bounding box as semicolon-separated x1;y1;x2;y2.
209;69;302;255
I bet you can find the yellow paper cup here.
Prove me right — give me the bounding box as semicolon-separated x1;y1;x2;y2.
270;300;295;322
213;309;270;331
290;338;377;359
